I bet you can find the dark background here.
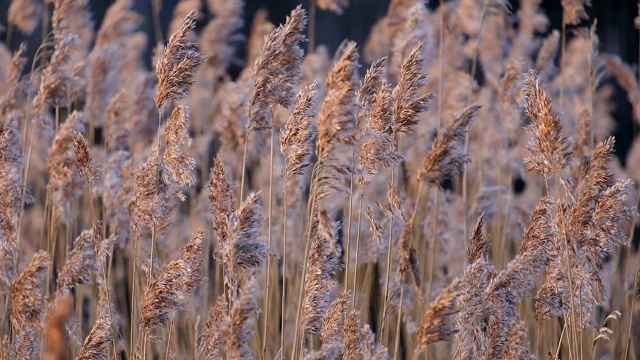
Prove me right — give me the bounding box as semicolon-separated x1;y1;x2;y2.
1;0;638;161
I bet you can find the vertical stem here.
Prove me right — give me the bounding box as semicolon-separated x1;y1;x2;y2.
380;169;396;338
262;128;275;357
151;0;164;45
240;132;250;201
344;152;356;292
150;224;156;280
292;163;322;358
393;285;405;360
352;187;365;305
309;0;316;54
165;314;175;360
131;231;139;355
425;187;438;305
281;176;289;357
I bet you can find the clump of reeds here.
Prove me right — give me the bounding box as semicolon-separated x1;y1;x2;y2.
2;1;640;359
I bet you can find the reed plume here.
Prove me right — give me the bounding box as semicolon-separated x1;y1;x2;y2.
523;70;572;179
392;44;433;133
140;230;203;331
8;0;43;35
222;192;267;288
47;111;86;222
248;5;307;130
419;105;480;184
10;251;50;331
318;0;349;14
302;211;342;336
154;9;205;109
162;105;196;187
224;279;259;360
316;41;360;158
280;82;318;176
73;132;98;188
199;295;228;359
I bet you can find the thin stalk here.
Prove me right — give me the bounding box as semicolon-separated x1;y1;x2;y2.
553;172;578;360
555;323;567;360
344;152;356;292
240;132;250;201
309;0;316;53
352;186;365;305
393;285;405;360
130;230;140;356
262;127;275;357
165;314;175;360
292;162;323;358
280;176;289;358
150;224;157;281
624;268;640;360
380;169;396;338
151;0;163;45
142;330;148;360
451;345;460;360
425;187;439;306
390;180;424;359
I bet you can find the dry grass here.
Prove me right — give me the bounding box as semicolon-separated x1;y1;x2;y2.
1;0;639;359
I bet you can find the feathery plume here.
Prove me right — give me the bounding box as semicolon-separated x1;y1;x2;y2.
523;70;572;178
222;192;267;286
520;197;553;254
199;295;229;359
168;0;202;37
33;34;82;110
224;279;259;360
318;0;349;14
467;214;489;264
163;105;196;187
358;71;402;185
11;326;38;359
317;41;360;158
51;0;94;52
321;294;349;350
154;10;205;109
77;313;112;360
95;0;142;46
245;10;275;68
396;219;421;290
280;82;318;176
208;158;236;248
392;44;433;133
130;147;171;230
47;111;86;223
56;229;97;297
302;211;341;335
8;0;43;35
140;231;203;331
10;251;50;331
416;278;462;352
343;310;364;360
419;105;480;184
603;54;640;126
535;30;560;74
248;6;307;130
562;0;591;25
200;0;244;75
73;132;98;187
455;257;495;360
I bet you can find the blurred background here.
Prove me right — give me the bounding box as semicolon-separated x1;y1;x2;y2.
1;0;638;161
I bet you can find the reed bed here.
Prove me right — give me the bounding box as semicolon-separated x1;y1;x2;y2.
1;0;639;359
